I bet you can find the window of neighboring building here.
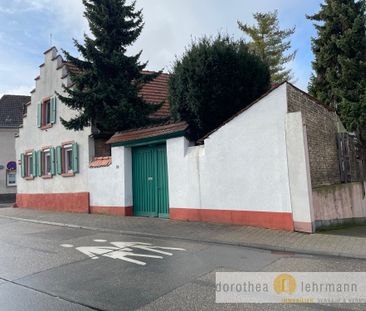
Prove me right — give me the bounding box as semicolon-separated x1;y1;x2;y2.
6;171;16;187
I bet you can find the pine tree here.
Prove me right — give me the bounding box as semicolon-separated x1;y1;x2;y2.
307;0;366;140
58;0;162;133
238;10;296;84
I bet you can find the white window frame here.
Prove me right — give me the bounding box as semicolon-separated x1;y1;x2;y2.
25;152;33;178
63;144;73;174
41;99;51;127
6;171;16;187
43;149;51;176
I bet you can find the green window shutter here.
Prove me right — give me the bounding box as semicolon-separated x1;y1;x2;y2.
32;150;37;177
72;143;79;174
37;102;42;128
50;147;56;175
37;150;42;177
56;146;62;175
50;97;57;124
20;153;25;178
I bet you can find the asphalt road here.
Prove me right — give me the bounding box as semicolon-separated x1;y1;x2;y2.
0;217;366;311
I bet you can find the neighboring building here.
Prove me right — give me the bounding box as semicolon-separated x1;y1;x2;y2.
0;94;30;203
16;47;366;233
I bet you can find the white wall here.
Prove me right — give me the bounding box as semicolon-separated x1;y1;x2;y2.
285;112;314;232
167;84;292;213
0;128;18;194
88;146;133;207
16;47;92;194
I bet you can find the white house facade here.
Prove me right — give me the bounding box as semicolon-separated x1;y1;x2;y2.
16;47;92;211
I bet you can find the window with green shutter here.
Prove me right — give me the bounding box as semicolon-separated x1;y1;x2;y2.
37;102;42;128
50;147;56;175
56;146;62;175
37;150;42;177
32;150;37;175
21;152;36;179
72;143;79;174
38;97;56;128
50;97;57;124
20;153;25;178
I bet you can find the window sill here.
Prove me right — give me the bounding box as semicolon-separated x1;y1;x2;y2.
41;175;53;179
40;124;53;130
24;176;34;181
62;172;75;177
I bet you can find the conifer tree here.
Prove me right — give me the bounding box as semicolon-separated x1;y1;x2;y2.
169;35;270;140
307;0;366;140
58;0;162;133
238;10;296;83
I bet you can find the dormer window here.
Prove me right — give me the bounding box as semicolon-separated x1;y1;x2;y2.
37;96;57;129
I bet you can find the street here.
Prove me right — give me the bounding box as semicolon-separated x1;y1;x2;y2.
0;216;365;311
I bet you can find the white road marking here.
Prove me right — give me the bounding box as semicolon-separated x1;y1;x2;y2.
61;244;74;248
60;240;186;266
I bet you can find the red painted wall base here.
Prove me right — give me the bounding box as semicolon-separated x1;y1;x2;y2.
170;208;294;231
16;193;133;217
90;206;133;216
15;193;295;231
16;193;90;213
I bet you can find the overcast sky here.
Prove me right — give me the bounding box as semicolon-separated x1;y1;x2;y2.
0;0;323;97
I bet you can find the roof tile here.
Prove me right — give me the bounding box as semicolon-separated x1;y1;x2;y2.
89;156;112;168
107;121;188;145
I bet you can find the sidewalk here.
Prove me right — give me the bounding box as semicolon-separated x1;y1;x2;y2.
0;207;366;260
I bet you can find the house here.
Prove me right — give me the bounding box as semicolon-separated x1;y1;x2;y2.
16;47;366;233
0;94;30;203
15;47;169;213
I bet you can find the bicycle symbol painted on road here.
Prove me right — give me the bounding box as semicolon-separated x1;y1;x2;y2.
61;240;186;266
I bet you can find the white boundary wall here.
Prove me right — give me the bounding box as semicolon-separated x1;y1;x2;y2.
88;146;132;207
167;84;293;214
285;112;314;232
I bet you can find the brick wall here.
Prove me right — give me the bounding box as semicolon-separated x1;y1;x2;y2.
94;138;111;157
287;84;342;187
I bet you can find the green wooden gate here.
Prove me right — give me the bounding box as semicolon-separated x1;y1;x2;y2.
132;144;169;218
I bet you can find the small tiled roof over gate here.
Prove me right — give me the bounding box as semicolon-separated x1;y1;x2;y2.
107;121;188;145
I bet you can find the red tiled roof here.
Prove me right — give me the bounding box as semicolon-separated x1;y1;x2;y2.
89;156;112;168
65;62;81;76
107;121;188;145
140;72;170;118
62;65;171;119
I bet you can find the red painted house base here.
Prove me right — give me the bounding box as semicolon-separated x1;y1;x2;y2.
170;208;294;231
90;206;133;216
16;193;90;213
